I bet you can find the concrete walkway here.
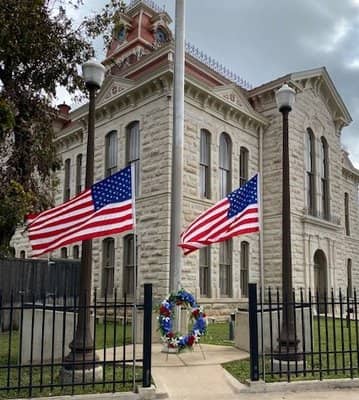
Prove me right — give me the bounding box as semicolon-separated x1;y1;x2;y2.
151;343;248;400
150;343;359;400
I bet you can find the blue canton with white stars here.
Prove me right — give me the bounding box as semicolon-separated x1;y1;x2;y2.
91;166;132;211
227;175;258;219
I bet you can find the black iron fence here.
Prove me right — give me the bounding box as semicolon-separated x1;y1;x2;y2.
249;283;359;382
0;284;152;398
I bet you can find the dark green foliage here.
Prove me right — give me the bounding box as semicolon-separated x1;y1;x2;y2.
0;0;93;254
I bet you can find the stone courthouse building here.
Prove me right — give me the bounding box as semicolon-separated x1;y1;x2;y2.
11;0;359;314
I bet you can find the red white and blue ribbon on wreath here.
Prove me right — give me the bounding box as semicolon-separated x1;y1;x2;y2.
158;289;207;350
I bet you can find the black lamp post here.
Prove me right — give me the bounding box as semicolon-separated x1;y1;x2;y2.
275;83;302;361
63;58;105;379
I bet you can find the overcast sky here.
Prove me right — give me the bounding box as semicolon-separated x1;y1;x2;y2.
65;0;359;167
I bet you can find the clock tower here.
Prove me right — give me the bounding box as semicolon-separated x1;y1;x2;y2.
104;0;173;74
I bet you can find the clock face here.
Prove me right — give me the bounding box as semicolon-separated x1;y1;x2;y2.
155;29;166;43
118;26;126;41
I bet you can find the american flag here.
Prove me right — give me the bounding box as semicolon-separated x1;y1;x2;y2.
179;174;260;255
28;166;134;257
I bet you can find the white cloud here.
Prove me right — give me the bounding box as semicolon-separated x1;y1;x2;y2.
347;58;359;69
320;18;350;52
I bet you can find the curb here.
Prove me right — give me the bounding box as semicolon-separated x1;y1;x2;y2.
16;393;139;400
241;378;359;393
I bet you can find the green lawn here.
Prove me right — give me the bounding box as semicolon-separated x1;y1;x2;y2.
223;316;359;383
0;323;137;399
201;322;234;346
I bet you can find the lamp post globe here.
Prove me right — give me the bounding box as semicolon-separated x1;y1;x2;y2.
275;83;296;112
82;58;106;89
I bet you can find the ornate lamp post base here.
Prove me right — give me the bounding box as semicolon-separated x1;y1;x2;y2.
275;339;303;362
272;359;304;373
60;365;103;384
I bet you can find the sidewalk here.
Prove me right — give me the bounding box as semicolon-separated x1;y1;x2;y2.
151;343;248;400
150;343;359;400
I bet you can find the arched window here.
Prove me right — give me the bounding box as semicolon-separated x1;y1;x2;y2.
219;239;232;297
20;250;26;259
63;158;71;201
123;234;137;297
199;247;210;297
75;154;82;195
126;121;140;196
305;129;315;215
240;241;249;297
60;247;68;259
320;137;329;219
200;129;211;199
347;258;353;298
345;192;350;236
102;238;115;297
105;130;118;177
219;133;232;198
239;147;249;187
73;245;80;259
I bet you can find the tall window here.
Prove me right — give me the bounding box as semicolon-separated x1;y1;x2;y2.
347;259;353;298
75;154;82;195
219;240;232;297
345;192;350;236
20;250;26;259
200;129;211;199
240;241;249;297
63;158;71;201
123;234;137;297
60;247;68;259
320;137;329;219
105;130;118;177
102;238;115;296
219;133;232;198
126;121;140;196
239;147;249;187
73;245;80;259
199;247;210;297
305;129;315;215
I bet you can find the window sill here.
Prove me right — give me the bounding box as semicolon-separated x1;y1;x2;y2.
301;212;341;231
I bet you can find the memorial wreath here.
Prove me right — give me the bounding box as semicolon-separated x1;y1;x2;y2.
158;289;207;350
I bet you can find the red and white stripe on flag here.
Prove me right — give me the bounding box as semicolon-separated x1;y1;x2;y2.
179;174;260;255
27;167;134;257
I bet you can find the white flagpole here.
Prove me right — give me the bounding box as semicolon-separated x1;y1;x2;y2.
130;162;138;390
170;0;185;293
170;0;185;338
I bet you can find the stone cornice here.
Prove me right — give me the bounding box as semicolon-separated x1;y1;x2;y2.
54;128;83;151
184;75;268;131
342;167;359;183
248;67;352;128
